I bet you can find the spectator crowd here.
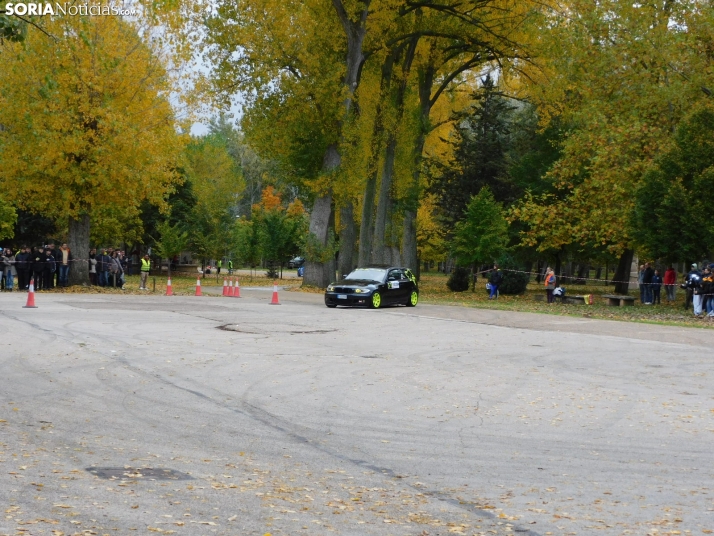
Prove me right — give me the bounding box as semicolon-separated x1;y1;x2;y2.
0;245;132;291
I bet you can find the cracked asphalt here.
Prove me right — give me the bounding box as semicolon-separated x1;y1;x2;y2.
1;289;713;535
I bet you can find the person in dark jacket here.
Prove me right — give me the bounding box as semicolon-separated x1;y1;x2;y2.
43;248;55;290
488;263;503;300
651;269;662;305
15;246;30;290
96;248;110;287
642;262;654;305
31;247;45;290
48;244;60;288
685;263;700;311
698;266;714;314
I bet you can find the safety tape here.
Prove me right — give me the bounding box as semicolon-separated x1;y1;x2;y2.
464;267;695;287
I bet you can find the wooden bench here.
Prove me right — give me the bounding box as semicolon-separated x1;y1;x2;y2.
564;295;589;305
603;294;635;307
534;294;589;304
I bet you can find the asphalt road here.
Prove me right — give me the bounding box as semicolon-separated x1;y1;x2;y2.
1;290;713;535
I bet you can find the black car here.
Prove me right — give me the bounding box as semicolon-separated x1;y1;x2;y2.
324;266;419;308
288;256;305;268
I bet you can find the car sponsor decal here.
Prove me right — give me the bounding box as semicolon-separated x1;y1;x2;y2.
388;281;399;289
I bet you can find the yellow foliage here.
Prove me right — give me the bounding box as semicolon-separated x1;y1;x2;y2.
253;186;282;213
0;14;183;230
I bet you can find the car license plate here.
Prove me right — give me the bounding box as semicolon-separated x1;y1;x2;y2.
337;294;347;299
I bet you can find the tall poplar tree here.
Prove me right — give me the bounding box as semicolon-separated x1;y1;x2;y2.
0;15;182;285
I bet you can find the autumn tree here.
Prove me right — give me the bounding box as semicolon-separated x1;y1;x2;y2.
182;133;245;266
155;221;189;278
511;0;714;291
0;14;183;285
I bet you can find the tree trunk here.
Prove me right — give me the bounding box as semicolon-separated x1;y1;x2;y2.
68;214;90;286
614;248;634;294
576;263;589;284
372;138;397;264
402;208;417;272
305;0;369;286
358;49;397;267
400;55;433;277
338;201;356;279
372;37;418;264
304;147;337;288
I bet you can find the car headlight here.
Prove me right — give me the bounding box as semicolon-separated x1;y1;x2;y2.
327;285;335;291
353;288;370;294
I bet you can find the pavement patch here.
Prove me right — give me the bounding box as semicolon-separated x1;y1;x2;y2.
85;467;193;481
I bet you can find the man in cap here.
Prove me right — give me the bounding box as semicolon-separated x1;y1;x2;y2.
685;263;701;312
139;254;151;290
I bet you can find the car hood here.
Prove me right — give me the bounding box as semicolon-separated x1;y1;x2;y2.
331;279;381;287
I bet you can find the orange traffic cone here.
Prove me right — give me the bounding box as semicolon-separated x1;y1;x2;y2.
23;278;38;308
228;278;234;297
270;281;280;305
166;277;173;296
195;278;202;296
234;278;241;298
222;278;228;296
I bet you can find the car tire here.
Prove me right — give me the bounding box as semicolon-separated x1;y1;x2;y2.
369;291;382;309
406;290;418;307
325;297;337;308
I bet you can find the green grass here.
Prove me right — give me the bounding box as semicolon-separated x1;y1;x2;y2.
415;272;711;329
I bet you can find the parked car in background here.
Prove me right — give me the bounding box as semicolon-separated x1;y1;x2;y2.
288;256;305;268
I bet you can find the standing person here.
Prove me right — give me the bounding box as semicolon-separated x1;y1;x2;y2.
96;248;110;287
111;252;125;289
651;269;662;305
690;265;704;317
32;247;45;291
685;263;700;310
49;244;60;288
217;259;222;275
664;265;677;303
642;262;654;304
14;246;29;290
58;243;72;287
43;247;56;290
701;267;714;317
139;254;151;290
638;265;645;303
0;249;7;290
488;263;503;300
119;251;128;278
88;249;97;285
544;267;556;304
0;249;16;292
3;249;16;291
228;259;233;274
107;252;118;287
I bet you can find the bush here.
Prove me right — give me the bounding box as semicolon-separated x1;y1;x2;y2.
447;266;471;292
498;258;530;295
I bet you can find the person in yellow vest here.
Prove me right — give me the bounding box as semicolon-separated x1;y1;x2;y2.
139;254;151;290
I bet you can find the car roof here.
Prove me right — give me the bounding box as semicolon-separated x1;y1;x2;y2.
352;265;405;271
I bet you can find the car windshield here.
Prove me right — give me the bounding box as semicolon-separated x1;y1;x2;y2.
345;268;386;282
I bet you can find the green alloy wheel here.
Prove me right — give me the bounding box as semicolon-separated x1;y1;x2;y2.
406;290;418;307
370;292;382;309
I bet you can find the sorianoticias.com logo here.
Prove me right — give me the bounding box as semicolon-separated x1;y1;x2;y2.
4;2;137;15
